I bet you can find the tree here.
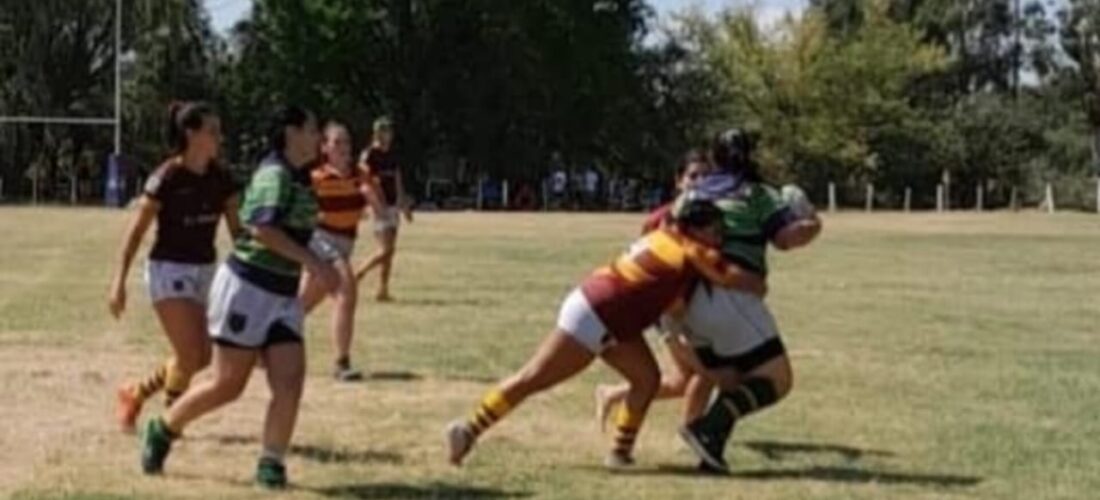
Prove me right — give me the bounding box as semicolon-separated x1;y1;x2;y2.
1061;0;1100;174
0;0;219;200
686;0;946;201
223;0;668;184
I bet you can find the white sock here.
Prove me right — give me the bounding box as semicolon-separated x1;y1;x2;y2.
260;447;285;464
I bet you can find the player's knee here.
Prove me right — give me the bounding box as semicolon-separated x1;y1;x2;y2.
212;375;248;403
270;369;307;399
770;359;794;399
337;281;357;304
176;347;206;376
663;372;689;397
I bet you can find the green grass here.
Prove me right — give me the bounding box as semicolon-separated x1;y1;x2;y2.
0;208;1098;499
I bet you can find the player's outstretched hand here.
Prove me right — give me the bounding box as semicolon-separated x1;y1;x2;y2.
108;279;127;319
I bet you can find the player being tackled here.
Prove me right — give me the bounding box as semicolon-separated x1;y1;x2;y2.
445;198;765;469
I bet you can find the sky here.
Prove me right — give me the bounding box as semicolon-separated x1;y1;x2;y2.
204;0;809;34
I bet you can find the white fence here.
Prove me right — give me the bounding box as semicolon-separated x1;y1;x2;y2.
823;179;1100;214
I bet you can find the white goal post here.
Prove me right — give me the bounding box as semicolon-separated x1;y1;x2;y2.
0;0;123;204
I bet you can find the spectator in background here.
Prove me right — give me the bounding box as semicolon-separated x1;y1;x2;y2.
513;181;537;211
549;167;567;209
583;166;600;210
622;177;640;211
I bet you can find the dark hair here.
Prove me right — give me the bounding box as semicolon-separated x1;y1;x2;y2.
268;105;314;152
320;120;350;164
676;149;709;178
167;101;215;153
675;198;723;230
711;128;762;182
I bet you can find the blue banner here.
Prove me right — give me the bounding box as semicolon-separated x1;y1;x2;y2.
105;153;124;207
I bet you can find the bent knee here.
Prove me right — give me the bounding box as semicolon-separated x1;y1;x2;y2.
177;347;210;375
212;376;249;403
771;359;794;399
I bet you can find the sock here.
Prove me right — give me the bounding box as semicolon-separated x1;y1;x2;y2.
705;377;780;435
335;356;350;371
154;416;180;440
163;358;191;406
260;447;285;465
612;404;645;457
133;361;169;401
466;389;513;438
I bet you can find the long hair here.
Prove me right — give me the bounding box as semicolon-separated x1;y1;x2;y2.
267;105;313;152
166;101;215;154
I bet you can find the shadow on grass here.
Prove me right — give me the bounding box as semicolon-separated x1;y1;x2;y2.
647;464;982;488
369;370;423;382
309;482;531;499
741;440;896;461
441;373;500;384
205;435;404;465
393;297;498;307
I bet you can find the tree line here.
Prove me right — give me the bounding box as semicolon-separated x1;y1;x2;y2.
1;0;1097;209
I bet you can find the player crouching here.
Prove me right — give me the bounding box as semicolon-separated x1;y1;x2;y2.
445;198;764;469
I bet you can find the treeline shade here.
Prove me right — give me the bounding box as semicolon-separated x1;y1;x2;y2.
0;0;1097;209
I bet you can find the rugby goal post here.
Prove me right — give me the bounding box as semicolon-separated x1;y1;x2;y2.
0;0;123;205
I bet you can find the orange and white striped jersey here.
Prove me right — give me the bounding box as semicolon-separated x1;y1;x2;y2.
311;163;370;238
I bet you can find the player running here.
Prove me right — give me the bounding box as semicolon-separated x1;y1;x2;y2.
674;128;822;473
110;101;241;433
140;105;338;489
354;117;412;302
299;121;384;381
445;198;763;469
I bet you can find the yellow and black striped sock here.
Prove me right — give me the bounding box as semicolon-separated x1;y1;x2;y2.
466;389;513;438
133;360;170;402
163;358;191;407
612;405;645;457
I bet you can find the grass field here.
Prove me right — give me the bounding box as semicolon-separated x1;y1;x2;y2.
0;208;1098;499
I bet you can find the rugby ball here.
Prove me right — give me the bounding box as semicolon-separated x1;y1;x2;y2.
781;184;815;219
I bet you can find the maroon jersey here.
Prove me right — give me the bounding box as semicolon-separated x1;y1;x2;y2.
363;146;400;205
144;158;239;264
641;203;672;235
579;228;741;342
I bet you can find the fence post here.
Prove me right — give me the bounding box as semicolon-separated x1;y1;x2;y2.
32;174;38;205
975;183;984;212
1010;186;1019;212
476;179;484;210
1043;183;1056;213
904;187;911;213
865;183;874;212
502;180;510;210
936;184;944;212
1096;177;1099;215
828;182;837;213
